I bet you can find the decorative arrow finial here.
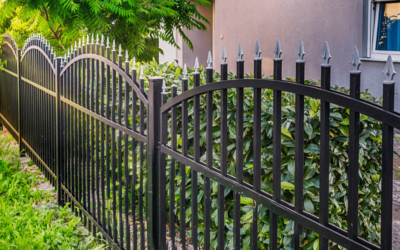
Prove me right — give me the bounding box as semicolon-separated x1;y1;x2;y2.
274;38;282;59
96;34;99;44
68;48;70;56
71;45;73;53
254;39;261;59
183;63;187;79
383;55;396;81
140;65;144;78
91;34;94;44
112;39;116;51
161;79;167;94
207;51;212;68
296;39;305;62
132;57;136;69
82;35;85;45
106;37;110;48
349;46;361;72
87;34;90;45
79;38;81;48
237;42;244;61
53;51;56;58
321;41;332;66
194;57;200;73
75;41;77;50
119;44;122;56
125;50;129;62
101;34;104;45
221;46;227;64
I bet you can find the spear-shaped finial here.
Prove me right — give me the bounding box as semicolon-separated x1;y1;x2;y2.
112;39;116;51
87;34;90;45
75;41;77;50
207;51;212;68
296;39;305;62
183;63;187;79
68;48;70;56
96;34;99;44
140;65;144;78
237;42;244;61
274;38;282;59
321;41;332;66
221;46;227;64
101;34;104;45
383;55;396;81
254;39;261;59
119;44;122;56
132;57;136;69
82;35;85;45
349;46;361;72
71;44;73;53
91;34;94;44
161;79;167;94
79;38;82;48
106;37;110;48
53;51;56;58
194;57;200;73
125;50;129;62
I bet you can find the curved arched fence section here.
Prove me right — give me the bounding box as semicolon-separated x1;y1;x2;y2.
0;34;19;139
158;43;398;250
19;34;57;185
57;40;150;249
1;34;399;250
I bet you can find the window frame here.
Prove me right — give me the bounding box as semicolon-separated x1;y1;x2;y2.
363;0;400;61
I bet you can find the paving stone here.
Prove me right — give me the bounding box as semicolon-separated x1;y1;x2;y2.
394;221;400;249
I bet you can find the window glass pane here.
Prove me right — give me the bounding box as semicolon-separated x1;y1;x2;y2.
376;3;400;51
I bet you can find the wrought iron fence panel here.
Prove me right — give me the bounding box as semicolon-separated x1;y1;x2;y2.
0;33;398;250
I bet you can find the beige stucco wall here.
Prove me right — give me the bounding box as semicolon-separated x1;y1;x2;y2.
213;0;400;111
159;2;213;68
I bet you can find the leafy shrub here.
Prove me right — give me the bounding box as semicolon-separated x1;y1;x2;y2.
138;59;386;249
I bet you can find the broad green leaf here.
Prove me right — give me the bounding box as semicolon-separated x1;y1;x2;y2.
338;125;349;136
340;118;349;125
309;99;319;112
281;127;293;140
304;198;315;213
304;123;313;136
304;144;319;155
281;181;294;190
313;239;319;250
241;197;253;205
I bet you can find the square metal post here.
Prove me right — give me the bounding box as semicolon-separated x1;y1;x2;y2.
147;76;163;250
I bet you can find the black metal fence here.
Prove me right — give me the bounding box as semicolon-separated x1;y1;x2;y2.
0;33;399;250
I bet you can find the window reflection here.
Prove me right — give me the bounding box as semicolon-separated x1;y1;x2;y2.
377;3;400;51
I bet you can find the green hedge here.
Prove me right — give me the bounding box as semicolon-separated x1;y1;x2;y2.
138;59;389;250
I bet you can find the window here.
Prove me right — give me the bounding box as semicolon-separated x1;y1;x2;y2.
364;0;400;60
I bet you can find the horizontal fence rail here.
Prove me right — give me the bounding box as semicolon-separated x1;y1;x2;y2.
0;33;397;250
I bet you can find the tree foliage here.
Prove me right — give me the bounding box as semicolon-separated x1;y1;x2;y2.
0;0;210;61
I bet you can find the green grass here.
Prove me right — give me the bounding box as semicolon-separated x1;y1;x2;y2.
0;130;106;250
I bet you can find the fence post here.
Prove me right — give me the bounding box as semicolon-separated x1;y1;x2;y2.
17;49;23;155
55;57;64;207
147;76;163;250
